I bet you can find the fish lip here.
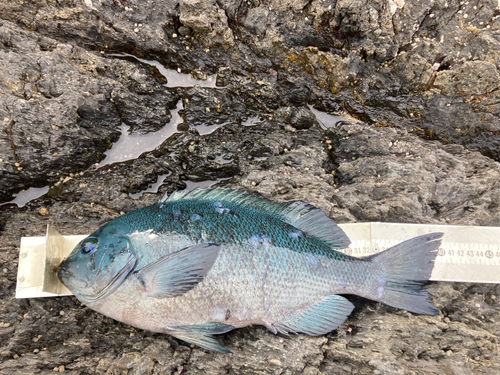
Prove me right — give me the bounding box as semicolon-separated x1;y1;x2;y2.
57;269;69;281
57;263;71;283
78;255;137;304
58;267;69;275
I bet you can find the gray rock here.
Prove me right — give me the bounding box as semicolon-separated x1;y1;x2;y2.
328;122;500;226
179;0;235;47
242;7;270;36
0;21;180;201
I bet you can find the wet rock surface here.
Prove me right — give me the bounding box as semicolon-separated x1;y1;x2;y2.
1;0;500;374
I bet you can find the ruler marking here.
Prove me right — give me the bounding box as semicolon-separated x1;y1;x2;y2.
342;237;499;283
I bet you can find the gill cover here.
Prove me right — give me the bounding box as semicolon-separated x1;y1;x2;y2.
58;231;137;303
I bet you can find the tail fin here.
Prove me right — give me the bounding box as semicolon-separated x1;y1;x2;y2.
370;233;444;315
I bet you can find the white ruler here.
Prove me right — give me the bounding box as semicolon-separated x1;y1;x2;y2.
339;222;500;284
15;223;500;298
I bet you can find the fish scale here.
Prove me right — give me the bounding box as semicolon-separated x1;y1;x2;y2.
58;188;444;353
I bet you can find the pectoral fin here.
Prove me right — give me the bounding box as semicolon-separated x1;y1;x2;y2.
136;243;220;298
272;295;354;336
167;330;231;354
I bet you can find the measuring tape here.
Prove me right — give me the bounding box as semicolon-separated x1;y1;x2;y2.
15;223;500;298
339;222;500;284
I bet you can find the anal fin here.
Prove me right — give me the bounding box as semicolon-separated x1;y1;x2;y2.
167;330;231;354
168;322;234;334
275;295;354;336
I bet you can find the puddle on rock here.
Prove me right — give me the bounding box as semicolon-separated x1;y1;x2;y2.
195;121;231;136
96;100;184;169
214;155;233;164
241;115;266;127
107;53;217;88
308;105;351;129
0;186;50;208
182;177;232;191
129;172;172;199
96;54;231;168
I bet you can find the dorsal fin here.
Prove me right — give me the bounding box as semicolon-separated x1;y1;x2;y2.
160;188;351;249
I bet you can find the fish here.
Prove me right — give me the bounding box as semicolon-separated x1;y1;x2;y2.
58;188;443;353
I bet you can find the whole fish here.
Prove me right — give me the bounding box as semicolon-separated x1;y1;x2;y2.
58;188;443;353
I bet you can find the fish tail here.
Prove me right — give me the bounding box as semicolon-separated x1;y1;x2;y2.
369;233;444;315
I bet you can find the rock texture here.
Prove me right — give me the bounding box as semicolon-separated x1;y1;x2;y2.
1;0;500;374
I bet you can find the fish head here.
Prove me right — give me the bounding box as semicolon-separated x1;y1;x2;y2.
58;227;137;304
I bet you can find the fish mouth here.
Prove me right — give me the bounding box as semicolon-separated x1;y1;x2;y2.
79;255;137;304
58;261;78;287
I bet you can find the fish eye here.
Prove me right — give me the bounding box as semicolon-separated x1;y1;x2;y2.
80;237;98;255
